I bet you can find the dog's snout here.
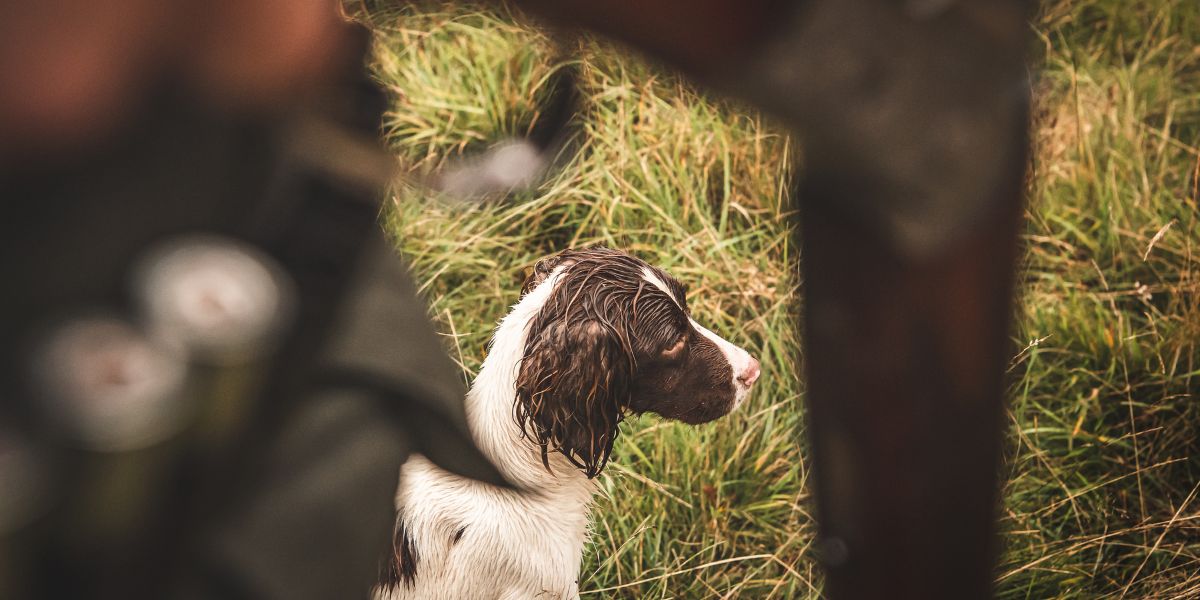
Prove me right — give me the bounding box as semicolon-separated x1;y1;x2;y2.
737;357;761;388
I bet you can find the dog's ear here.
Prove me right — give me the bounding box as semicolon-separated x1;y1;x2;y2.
514;318;630;478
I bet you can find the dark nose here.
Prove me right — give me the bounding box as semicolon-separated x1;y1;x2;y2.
737;358;761;387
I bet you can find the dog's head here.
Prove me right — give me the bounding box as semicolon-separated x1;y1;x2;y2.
514;246;760;478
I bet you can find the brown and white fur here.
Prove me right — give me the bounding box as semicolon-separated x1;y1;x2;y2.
377;247;761;600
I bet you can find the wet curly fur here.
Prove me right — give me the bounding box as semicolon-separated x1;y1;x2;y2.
514;248;689;477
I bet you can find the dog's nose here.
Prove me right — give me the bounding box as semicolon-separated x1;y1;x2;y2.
737;357;761;387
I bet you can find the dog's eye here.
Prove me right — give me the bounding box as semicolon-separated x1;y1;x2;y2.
661;336;687;360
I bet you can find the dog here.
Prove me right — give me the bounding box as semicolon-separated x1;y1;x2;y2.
377;246;761;600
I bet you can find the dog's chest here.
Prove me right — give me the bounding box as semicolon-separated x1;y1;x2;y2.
391;457;594;599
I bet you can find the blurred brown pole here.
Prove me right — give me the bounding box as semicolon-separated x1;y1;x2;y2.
500;0;1033;597
765;3;1032;596
798;154;1027;599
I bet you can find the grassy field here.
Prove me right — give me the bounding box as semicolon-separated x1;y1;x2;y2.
353;1;1200;597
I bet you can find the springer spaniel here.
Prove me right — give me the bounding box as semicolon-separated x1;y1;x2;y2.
378;247;761;600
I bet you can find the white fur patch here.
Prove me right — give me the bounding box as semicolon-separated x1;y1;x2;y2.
641;267;681;308
384;266;594;600
689;318;756;408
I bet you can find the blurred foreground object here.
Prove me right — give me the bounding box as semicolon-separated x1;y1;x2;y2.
502;0;1034;597
424;63;580;202
32;316;190;452
134;236;295;362
0;0;346;159
0;6;502;599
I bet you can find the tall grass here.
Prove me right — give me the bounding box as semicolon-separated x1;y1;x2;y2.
1000;2;1200;597
353;1;1200;596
